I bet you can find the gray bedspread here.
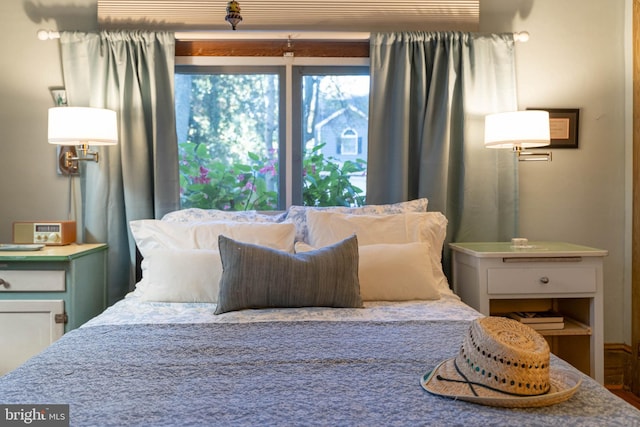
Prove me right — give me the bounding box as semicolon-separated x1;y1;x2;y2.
1;320;639;426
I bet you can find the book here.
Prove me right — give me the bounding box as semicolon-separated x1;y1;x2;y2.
526;322;565;331
507;310;564;324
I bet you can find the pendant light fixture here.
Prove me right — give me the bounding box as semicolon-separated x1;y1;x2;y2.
225;0;243;30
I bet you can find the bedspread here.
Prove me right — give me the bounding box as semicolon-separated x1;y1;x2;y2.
1;320;639;426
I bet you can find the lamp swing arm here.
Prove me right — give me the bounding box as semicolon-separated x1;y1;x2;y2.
65;144;100;164
512;145;552;162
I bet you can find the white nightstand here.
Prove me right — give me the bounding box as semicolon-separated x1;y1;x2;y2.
449;241;607;384
0;243;108;375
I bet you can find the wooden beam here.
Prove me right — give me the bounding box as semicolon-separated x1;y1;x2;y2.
176;40;370;57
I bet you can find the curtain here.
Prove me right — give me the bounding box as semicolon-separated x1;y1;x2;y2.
59;31;179;303
367;32;519;274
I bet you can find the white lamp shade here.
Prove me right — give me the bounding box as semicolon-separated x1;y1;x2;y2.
48;107;118;146
484;110;550;149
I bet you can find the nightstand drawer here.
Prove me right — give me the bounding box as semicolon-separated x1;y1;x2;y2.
487;266;597;295
0;270;66;292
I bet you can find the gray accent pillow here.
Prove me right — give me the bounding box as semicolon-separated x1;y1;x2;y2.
215;234;363;314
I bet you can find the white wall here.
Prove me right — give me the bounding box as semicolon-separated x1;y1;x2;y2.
0;0;631;343
481;0;629;343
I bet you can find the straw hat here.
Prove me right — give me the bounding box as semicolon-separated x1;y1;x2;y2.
420;316;582;407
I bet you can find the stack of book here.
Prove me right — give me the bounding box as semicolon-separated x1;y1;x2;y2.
507;310;565;330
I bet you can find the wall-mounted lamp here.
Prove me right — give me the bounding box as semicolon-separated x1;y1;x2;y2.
484;110;552;162
48;107;118;175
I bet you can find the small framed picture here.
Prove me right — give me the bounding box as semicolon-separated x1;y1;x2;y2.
527;108;580;148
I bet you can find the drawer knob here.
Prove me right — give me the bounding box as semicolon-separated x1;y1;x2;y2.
0;278;9;289
539;276;550;284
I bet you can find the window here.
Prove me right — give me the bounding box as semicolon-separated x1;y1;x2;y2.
175;59;369;210
176;67;284;210
339;129;359;155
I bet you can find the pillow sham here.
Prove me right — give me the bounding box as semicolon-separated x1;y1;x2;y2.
304;210;451;296
129;219;296;253
215;235;363;314
284;198;429;243
306;210;432;247
295;241;440;301
161;208;287;223
137;248;221;303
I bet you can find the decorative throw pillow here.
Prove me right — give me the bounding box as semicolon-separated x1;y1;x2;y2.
215;235;363;314
295;241;440;301
138;248;221;303
284;198;429;243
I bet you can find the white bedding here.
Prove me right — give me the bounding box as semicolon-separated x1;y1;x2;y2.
111;205;479;327
83;291;481;327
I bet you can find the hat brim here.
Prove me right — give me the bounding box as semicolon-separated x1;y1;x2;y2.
421;358;582;408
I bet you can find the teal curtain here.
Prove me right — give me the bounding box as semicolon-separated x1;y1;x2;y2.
368;32;519;253
59;31;179;303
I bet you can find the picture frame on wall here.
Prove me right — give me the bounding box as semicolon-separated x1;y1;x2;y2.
527;108;580;148
49;87;68;107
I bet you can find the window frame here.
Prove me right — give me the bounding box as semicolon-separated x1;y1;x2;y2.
175;55;370;208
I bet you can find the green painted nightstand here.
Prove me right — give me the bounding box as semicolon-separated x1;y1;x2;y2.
449;241;607;384
0;243;108;375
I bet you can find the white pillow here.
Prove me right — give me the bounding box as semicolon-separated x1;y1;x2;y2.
295;241;440;301
305;210;451;295
162;208;286;223
130;220;296;300
138;248;221;303
306;211;428;247
129;220;296;252
285;198;429;243
358;243;439;301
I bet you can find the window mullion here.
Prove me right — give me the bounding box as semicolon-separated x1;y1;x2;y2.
285;61;295;208
290;64;304;206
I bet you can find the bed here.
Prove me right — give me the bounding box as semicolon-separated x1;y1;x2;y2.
1;201;639;426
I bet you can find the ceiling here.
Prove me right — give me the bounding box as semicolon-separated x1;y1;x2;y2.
97;0;479;36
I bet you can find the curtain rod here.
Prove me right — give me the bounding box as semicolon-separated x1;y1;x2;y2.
37;30;530;42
